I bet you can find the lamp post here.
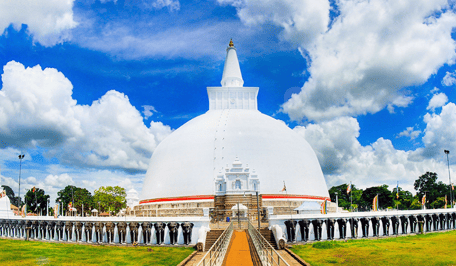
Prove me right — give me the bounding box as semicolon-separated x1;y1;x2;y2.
71;186;74;216
59;199;62;216
46;198;49;216
18;154;25;208
335;192;339;213
444;150;452;208
256;191;260;230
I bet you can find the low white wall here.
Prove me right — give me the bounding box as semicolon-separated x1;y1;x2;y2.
0;216;210;245
269;208;456;242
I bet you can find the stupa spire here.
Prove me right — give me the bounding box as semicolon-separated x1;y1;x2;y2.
207;41;258;110
221;39;244;87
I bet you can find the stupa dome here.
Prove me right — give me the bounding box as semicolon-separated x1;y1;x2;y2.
140;41;329;206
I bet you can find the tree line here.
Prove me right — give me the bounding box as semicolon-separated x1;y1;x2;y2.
1;185;126;216
329;172;453;211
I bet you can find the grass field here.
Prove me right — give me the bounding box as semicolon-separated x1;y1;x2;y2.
290;230;456;266
0;238;194;266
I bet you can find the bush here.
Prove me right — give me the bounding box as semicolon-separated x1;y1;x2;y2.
312;241;342;249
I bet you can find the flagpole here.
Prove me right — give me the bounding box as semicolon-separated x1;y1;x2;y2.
396;181;399;211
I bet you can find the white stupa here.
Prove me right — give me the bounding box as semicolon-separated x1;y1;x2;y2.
0;188;15;218
139;40;329;215
126;188;139;208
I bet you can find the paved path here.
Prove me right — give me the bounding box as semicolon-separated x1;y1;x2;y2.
180;251;207;266
277;250;309;266
223;230;254;266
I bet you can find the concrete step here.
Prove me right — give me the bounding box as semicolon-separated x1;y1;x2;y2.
260;228;278;250
204;230;224;251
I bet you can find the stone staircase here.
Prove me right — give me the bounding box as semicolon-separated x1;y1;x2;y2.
204;229;225;251
260;228;278;250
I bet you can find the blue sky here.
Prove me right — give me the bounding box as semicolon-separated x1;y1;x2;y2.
1;0;456;202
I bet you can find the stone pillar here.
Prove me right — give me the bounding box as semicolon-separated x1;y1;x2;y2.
114;223;119;244
126;223;131;244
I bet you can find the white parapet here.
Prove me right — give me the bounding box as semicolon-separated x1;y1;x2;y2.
270;224;286;249
196;226;211;251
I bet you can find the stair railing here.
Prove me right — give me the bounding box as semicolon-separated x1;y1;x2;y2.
247;220;290;266
197;222;234;266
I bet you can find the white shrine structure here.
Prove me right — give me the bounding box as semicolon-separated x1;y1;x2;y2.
136;40;330;218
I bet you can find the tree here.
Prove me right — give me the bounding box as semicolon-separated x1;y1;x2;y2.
329;183;364;211
56;185;94;215
93;186;126;214
73;187;94;215
329;184;351;210
360;185;393;210
24;187;50;214
392;186;413;210
430;197;446;209
414;172;450;208
409;198;422;210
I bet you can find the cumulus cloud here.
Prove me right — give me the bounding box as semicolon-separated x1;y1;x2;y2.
397;127;421;140
427;93;448;111
418;102;456;158
142;105;157;119
294;116;451;192
442;71;456;86
0;61;172;172
276;0;456;121
0;0;78;46
44;174;74;187
218;0;330;47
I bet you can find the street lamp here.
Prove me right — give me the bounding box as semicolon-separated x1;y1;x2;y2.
335;192;339;213
46;198;49;216
444;150;452;208
59;199;62;216
18;154;25;207
256;191;261;230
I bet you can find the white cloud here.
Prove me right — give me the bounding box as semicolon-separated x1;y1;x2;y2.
99;0;180;11
397;127;421;140
418;102;456;158
82;180;96;188
279;0;456;121
142;105;157;119
44;174;74;187
218;0;330;47
147;0;180;11
294;116;452;192
442;71;456;86
75;21;240;60
427;92;448;111
0;0;78;46
0;61;172;172
25;176;37;184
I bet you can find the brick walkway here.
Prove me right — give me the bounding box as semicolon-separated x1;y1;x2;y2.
223;230;254;266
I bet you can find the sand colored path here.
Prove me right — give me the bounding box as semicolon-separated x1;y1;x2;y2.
223;230;254;266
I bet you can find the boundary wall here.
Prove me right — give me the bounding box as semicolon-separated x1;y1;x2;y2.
269;208;456;244
0;216;210;246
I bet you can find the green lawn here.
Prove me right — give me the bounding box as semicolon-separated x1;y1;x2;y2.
0;239;194;265
290;230;456;266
